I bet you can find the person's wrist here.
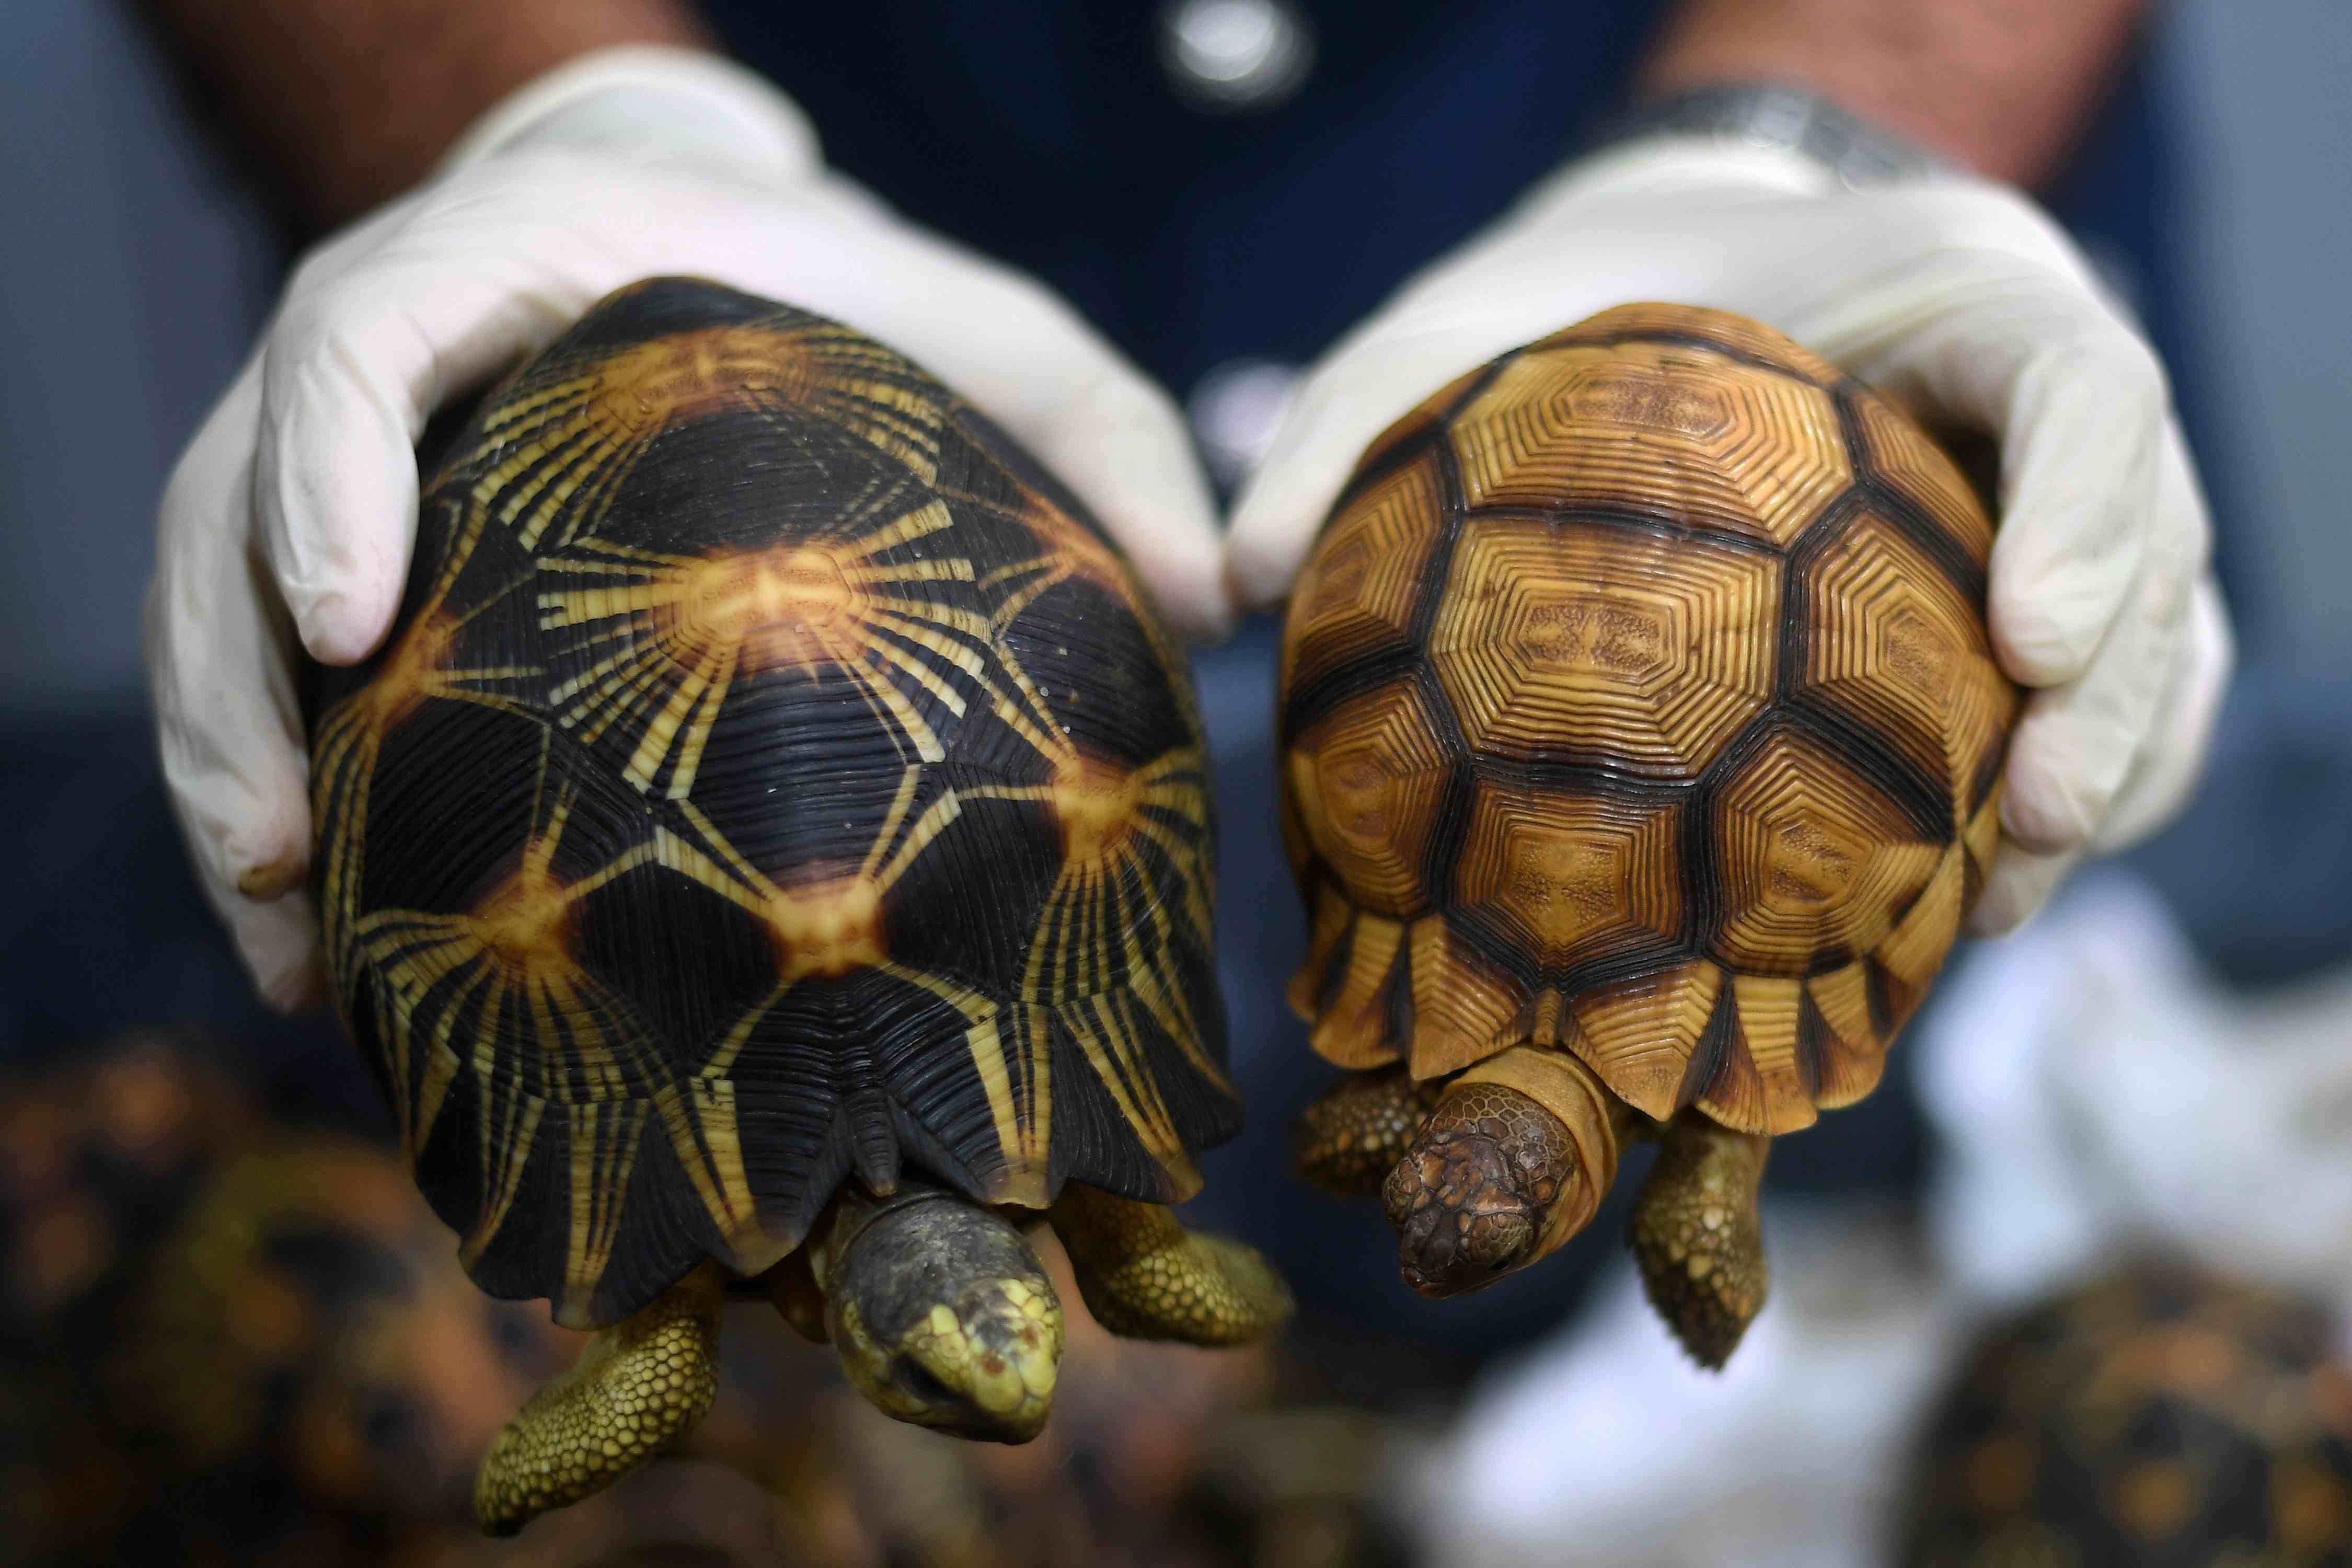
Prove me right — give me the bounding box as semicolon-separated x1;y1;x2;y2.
437;43;823;187
1578;80;1953;192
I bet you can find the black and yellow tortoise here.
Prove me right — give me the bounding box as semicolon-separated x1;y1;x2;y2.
1900;1259;2352;1567
307;278;1289;1531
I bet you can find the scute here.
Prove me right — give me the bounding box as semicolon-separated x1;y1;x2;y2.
1446;338;1852;547
1427;513;1780;777
312;279;1236;1328
1281;303;2015;1133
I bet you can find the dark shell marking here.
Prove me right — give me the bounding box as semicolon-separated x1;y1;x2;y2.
310;279;1234;1329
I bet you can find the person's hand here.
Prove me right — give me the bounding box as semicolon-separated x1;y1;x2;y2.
149;47;1227;1008
1228;137;2230;935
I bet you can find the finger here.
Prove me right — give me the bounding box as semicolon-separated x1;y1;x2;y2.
1997;412;2203;853
1802;257;2166;690
2092;573;2232;851
1966;842;2081;937
778;211;1232;638
148;361;327;1008
1224;329;1501;610
257;221;594;664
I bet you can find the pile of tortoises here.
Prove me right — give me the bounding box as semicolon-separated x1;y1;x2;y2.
312;278;2014;1530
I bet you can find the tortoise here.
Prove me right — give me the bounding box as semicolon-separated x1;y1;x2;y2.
1899;1258;2352;1566
1278;303;2017;1365
0;1032;575;1565
306;277;1290;1532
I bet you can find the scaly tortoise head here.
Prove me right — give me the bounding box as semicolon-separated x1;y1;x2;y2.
1281;303;2017;1365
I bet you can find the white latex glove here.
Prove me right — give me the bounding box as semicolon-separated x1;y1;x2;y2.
1228;137;2232;935
148;47;1226;1009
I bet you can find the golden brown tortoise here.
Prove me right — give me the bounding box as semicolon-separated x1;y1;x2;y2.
1279;303;2016;1367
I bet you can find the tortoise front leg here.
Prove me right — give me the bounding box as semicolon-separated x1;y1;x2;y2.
474;1262;724;1534
1048;1183;1293;1345
1629;1117;1771;1369
1292;1065;1446;1198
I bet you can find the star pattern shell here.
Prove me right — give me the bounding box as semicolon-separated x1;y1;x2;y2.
1279;304;2019;1136
1898;1261;2352;1565
309;279;1235;1330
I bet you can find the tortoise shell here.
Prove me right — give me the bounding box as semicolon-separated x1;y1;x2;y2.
1899;1260;2352;1566
1278;303;2017;1135
310;278;1234;1329
0;1033;574;1560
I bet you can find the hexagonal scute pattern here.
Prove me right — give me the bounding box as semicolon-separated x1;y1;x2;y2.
1452;777;1682;972
1534;302;1847;385
1711;726;1949;976
1797;503;2017;825
1279;303;2020;1132
1284;675;1456;919
1284;449;1447;698
1429;515;1779;777
1448;341;1851;547
1851;389;1996;568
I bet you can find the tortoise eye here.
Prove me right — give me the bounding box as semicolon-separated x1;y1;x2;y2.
894;1357;956;1409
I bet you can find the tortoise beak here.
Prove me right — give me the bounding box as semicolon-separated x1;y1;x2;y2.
887;1273;1063;1443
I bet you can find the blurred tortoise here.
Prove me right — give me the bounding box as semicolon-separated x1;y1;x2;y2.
307;278;1288;1532
1281;303;2016;1365
1900;1259;2352;1566
0;1032;574;1566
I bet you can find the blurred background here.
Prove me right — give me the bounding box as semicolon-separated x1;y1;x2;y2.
4;2;2350;1564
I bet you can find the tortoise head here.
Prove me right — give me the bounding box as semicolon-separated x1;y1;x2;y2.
817;1184;1063;1443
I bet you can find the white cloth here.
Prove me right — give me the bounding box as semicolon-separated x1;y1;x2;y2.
1227;136;2232;936
147;47;1225;1007
1422;1204;1959;1568
1920;871;2352;1312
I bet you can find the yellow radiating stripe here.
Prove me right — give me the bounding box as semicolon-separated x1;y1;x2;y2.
547;635;658;709
622;635;732;794
659;813;774;907
873;792;963;895
1065;994;1181;1166
851;556;979;588
842;496;957;557
656;1077;758;1246
818;625;943;762
1126;814;1211;947
703;976;790;1081
984;556;1073;629
463;1083;543;1267
867;633;969;721
663;641;740;799
860;766;924;880
866;605;991;676
878;961;1038;1189
562;1099;649;1316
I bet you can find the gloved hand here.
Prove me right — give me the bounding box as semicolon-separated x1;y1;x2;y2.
1228;137;2231;935
149;47;1226;1009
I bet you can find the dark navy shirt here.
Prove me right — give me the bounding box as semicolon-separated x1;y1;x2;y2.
704;1;1662;390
